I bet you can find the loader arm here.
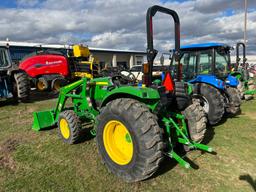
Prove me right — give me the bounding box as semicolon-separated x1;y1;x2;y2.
54;79;85;120
32;79;86;131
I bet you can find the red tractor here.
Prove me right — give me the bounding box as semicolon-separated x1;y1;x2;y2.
19;45;99;91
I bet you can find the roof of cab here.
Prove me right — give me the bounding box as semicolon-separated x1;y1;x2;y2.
180;42;231;50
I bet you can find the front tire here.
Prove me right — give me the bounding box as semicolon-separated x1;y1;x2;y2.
96;98;164;182
58;110;82;144
237;80;245;99
225;87;241;115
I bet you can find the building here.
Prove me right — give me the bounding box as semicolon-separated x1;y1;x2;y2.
88;47;146;69
0;40;146;69
230;55;256;64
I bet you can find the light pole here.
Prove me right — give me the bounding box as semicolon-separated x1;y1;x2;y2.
244;0;247;46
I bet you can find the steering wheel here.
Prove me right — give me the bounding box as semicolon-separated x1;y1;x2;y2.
120;71;137;82
214;63;226;76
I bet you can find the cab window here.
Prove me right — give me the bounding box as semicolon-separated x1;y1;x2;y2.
198;51;212;74
179;52;197;80
0;48;11;68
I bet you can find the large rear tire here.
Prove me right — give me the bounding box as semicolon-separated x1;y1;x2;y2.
225;87;241;115
13;72;30;102
96;98;164;182
182;100;207;143
193;83;225;125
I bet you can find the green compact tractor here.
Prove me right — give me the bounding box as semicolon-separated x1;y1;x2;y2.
32;5;212;182
231;42;256;100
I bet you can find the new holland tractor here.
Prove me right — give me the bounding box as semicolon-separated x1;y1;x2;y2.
231;42;256;100
32;5;212;182
0;46;30;102
19;45;99;92
170;43;241;125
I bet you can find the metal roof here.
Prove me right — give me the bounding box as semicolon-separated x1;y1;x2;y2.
0;40;146;54
180;42;231;50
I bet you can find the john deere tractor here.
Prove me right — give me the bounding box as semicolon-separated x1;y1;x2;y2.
32;5;212;182
0;46;30;102
170;43;241;125
231;42;256;100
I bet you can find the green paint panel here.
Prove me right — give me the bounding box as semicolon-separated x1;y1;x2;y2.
101;86;160;103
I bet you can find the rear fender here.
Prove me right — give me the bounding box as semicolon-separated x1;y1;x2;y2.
189;75;225;90
225;74;239;87
100;86;160;110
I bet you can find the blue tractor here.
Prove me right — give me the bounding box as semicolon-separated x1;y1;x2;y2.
0;46;30;102
171;43;241;125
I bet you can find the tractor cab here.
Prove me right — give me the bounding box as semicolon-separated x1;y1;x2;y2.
170;43;231;81
0;46;30;100
170;43;239;89
0;47;13;98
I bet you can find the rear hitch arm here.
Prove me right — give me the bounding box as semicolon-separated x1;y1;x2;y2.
162;114;213;168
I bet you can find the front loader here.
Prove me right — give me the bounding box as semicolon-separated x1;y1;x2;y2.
32;5;212;182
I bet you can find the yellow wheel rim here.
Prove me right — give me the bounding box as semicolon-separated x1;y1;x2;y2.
37;81;46;91
103;120;133;165
53;80;61;91
59;119;70;139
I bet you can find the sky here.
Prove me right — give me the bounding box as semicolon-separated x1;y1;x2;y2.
0;0;255;55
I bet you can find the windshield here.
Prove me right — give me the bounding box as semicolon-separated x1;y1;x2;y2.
0;48;11;69
214;48;229;78
171;47;230;80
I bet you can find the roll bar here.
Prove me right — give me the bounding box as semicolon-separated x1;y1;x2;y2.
144;5;180;86
236;42;247;68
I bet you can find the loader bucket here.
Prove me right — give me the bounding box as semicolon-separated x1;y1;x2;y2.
32;110;55;131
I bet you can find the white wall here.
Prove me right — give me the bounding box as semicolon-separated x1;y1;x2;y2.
91;52;146;68
231;55;256;64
